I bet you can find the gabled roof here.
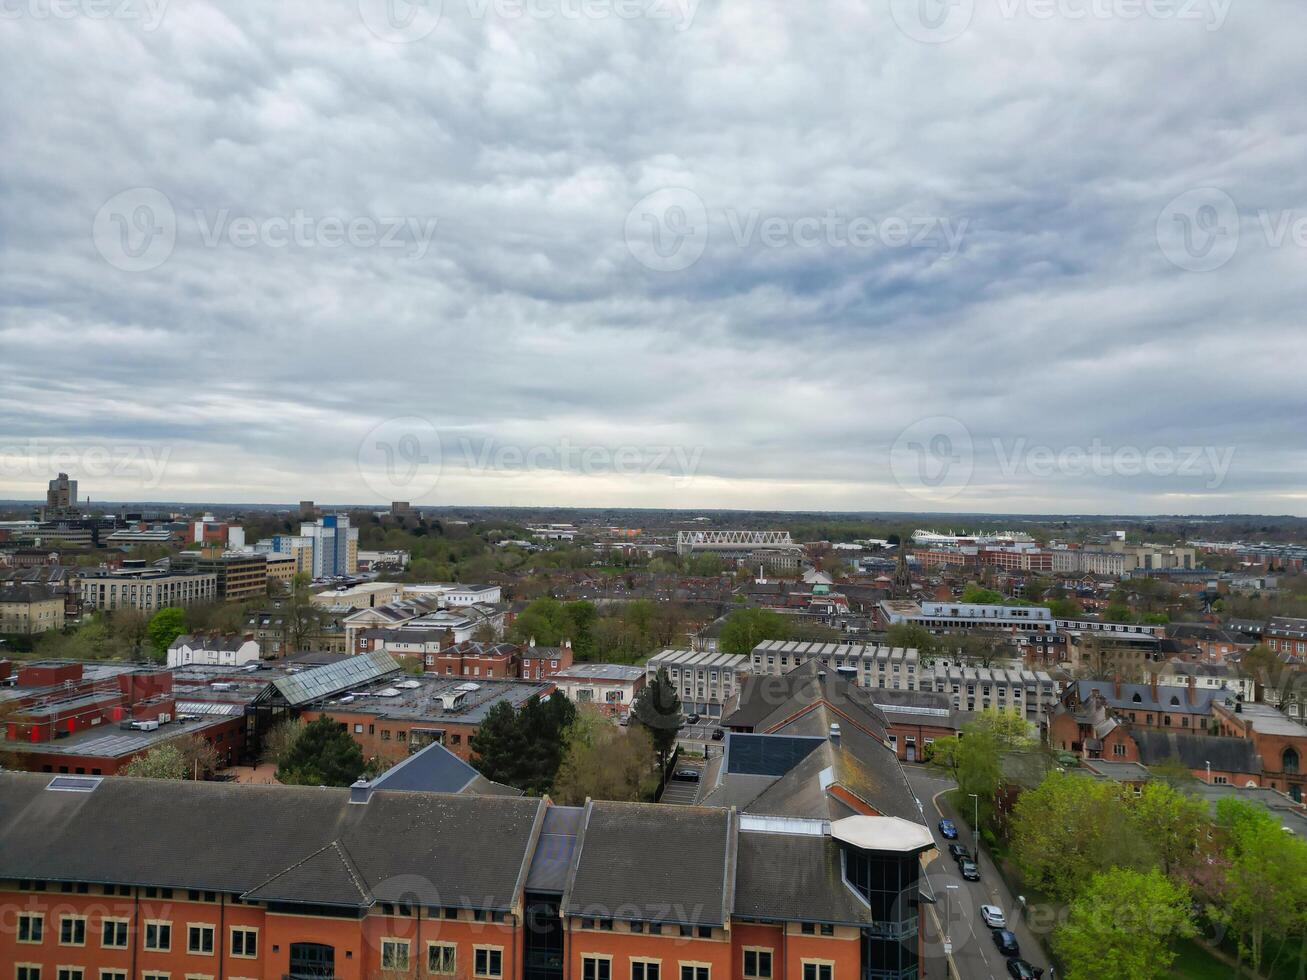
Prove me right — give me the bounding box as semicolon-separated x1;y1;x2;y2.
1132;731;1262;774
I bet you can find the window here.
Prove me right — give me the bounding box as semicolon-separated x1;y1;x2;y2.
18;913;43;943
802;965;832;980
59;916;86;946
743;949;773;980
382;939;410;970
230;927;258;958
188;924;215;955
582;957;612;980
142;974;169;980
57;970;83;980
819;924;833;937
474;947;503;978
632;962;660;980
1112;743;1126;758
100;972;127;980
800;924;816;936
145;921;172;952
680;966;709;980
17;968;41;980
428;943;457;974
102;919;128;948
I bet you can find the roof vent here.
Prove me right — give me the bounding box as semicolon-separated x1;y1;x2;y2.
829;723;841;745
349;778;372;805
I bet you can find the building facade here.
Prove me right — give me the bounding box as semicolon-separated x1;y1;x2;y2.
79;567;217;611
301;514;359;577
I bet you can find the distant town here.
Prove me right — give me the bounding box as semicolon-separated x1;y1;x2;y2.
2;475;1307;979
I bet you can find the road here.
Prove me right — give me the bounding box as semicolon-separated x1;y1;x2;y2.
904;768;1051;980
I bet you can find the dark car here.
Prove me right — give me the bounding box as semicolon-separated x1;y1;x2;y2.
711;728;725;741
938;819;958;840
685;713;701;725
673;768;701;782
1006;959;1043;979
959;858;980;881
948;843;970;862
992;929;1020;957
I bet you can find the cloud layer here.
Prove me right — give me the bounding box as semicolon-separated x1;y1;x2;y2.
2;0;1305;513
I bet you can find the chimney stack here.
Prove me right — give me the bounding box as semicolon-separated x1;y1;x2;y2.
1113;674;1122;700
1187;673;1197;705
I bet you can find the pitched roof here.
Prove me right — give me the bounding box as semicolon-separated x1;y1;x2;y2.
0;772;543;909
1132;731;1262;774
564;801;734;926
733;830;874;926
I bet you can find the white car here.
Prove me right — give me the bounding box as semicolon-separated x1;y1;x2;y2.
980;905;1006;929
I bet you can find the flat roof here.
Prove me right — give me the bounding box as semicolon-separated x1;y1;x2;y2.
830;815;934;853
552;664;645;682
0;716;231;759
312;675;555;725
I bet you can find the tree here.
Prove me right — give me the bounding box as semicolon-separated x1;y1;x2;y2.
1212;798;1307;977
1011;771;1152;901
885;623;938;657
1053;868;1195;980
110;609;150;658
718;608;791;656
469;693;576;793
1130;781;1208;878
961;583;1005;604
260;718;302;768
123;744;188;780
1044;596;1083;619
1147;755;1199;790
286;574;325;652
469;701;528;786
276;714;366;786
552;713;659;805
170;733;221;780
630;667;682;773
146;607;187;660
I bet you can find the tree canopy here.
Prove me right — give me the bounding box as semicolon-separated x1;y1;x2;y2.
630;667;682;770
469;692;577;794
718;608;791;655
276;715;366;787
146;607;187;659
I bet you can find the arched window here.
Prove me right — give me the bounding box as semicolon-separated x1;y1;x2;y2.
1284;748;1300;775
1132;693;1142;703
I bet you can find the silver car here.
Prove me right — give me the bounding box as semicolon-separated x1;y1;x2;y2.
980;905;1006;929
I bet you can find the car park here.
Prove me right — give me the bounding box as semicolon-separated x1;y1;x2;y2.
959;858;980;881
980;905;1006;929
938;819;958;840
673;768;701;781
992;929;1020;957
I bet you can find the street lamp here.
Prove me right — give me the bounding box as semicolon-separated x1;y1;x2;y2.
968;792;979;842
1206;760;1212;784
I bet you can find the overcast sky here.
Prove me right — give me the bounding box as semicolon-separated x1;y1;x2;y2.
2;0;1305;514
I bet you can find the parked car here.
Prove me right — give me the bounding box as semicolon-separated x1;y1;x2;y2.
1006;959;1043;979
992;929;1020;957
948;843;970;862
938;819;958;840
959;858;980;881
980;905;1006;929
685;713;701;725
673;768;701;782
711;728;725;741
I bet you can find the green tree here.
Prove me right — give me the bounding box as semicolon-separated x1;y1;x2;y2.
961;583;1005;604
277;714;366;786
146;607;187;660
553;714;659;805
1130;781;1208;877
1011;770;1151;901
885;623;938;657
1044;596;1083;619
1053;868;1195;980
469;693;577;793
630;667;682;773
718;608;791;656
123;744;188;780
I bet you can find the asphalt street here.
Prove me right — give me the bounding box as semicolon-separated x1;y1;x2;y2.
905;768;1052;980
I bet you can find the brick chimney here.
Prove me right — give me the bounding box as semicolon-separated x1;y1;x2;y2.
1113;674;1122;700
1187;673;1197;705
1150;672;1159;704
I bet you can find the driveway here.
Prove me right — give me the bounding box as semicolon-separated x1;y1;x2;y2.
659;756;705;805
904;768;1052;980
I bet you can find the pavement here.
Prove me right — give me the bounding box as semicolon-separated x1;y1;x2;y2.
904;767;1052;980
